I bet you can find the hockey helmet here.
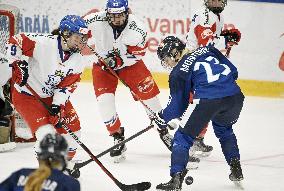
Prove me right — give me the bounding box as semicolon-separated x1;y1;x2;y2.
106;0;129;30
38;133;68;170
204;0;227;14
157;36;185;70
59;15;90;53
106;0;128;14
59;15;89;36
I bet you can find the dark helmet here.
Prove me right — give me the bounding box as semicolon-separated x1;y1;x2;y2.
157;36;186;61
38;133;68;170
157;36;186;70
204;0;227;14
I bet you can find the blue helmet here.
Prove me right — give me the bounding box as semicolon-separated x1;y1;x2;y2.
59;15;89;35
106;0;128;14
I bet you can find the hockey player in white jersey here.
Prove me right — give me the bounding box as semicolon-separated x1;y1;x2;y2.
3;15;90;161
84;0;173;163
185;0;242;159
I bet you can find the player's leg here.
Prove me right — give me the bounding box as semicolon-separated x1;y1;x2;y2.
119;60;173;150
55;100;81;161
92;64;126;163
212;92;245;183
188;92;213;158
12;89;57;154
156;100;216;190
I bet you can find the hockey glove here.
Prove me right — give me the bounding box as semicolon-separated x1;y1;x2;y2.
49;104;65;128
153;112;173;151
104;51;123;70
11;60;29;87
154;111;175;130
221;28;241;48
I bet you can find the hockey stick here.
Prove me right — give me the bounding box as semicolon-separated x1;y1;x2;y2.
69;123;154;178
25;84;151;191
88;45;173;150
225;47;232;58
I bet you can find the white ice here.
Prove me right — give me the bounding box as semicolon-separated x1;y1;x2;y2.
1;82;284;191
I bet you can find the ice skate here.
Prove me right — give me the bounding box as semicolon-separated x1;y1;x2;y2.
110;127;127;163
156;169;188;191
229;158;244;189
186;155;200;170
189;137;213;157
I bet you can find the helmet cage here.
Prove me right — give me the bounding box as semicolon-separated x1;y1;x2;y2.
59;15;89;53
157;36;185;70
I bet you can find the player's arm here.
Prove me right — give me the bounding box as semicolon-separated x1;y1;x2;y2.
81;12;106;56
186;13;200;51
52;72;82;106
110;19;148;69
160;76;190;123
6;34;36;87
48;72;82;128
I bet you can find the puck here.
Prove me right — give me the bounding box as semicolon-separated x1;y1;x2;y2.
185;176;193;185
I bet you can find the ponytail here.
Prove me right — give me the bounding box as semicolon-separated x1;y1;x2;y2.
24;160;51;191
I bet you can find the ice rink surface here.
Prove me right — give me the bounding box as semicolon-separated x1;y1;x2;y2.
1;82;284;190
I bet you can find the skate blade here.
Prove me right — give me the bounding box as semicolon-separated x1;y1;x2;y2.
233;181;244;190
156;188;181;191
192;151;212;158
186;162;199;170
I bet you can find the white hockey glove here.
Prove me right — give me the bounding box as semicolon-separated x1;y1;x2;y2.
167;118;181;130
154;111;175;131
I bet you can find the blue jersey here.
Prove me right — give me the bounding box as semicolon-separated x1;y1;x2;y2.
162;46;241;122
0;168;80;191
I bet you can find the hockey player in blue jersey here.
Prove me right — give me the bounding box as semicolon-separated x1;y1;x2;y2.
0;133;80;191
154;36;244;190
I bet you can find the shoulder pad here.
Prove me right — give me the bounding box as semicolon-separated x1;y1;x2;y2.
124;15;147;46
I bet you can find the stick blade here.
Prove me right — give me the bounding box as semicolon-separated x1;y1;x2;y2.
119;181;151;191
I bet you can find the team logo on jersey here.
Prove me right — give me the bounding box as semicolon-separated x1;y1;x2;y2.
137;76;154;93
201;28;213;39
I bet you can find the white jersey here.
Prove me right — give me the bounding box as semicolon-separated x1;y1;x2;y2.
186;7;226;51
6;33;85;105
84;11;148;70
